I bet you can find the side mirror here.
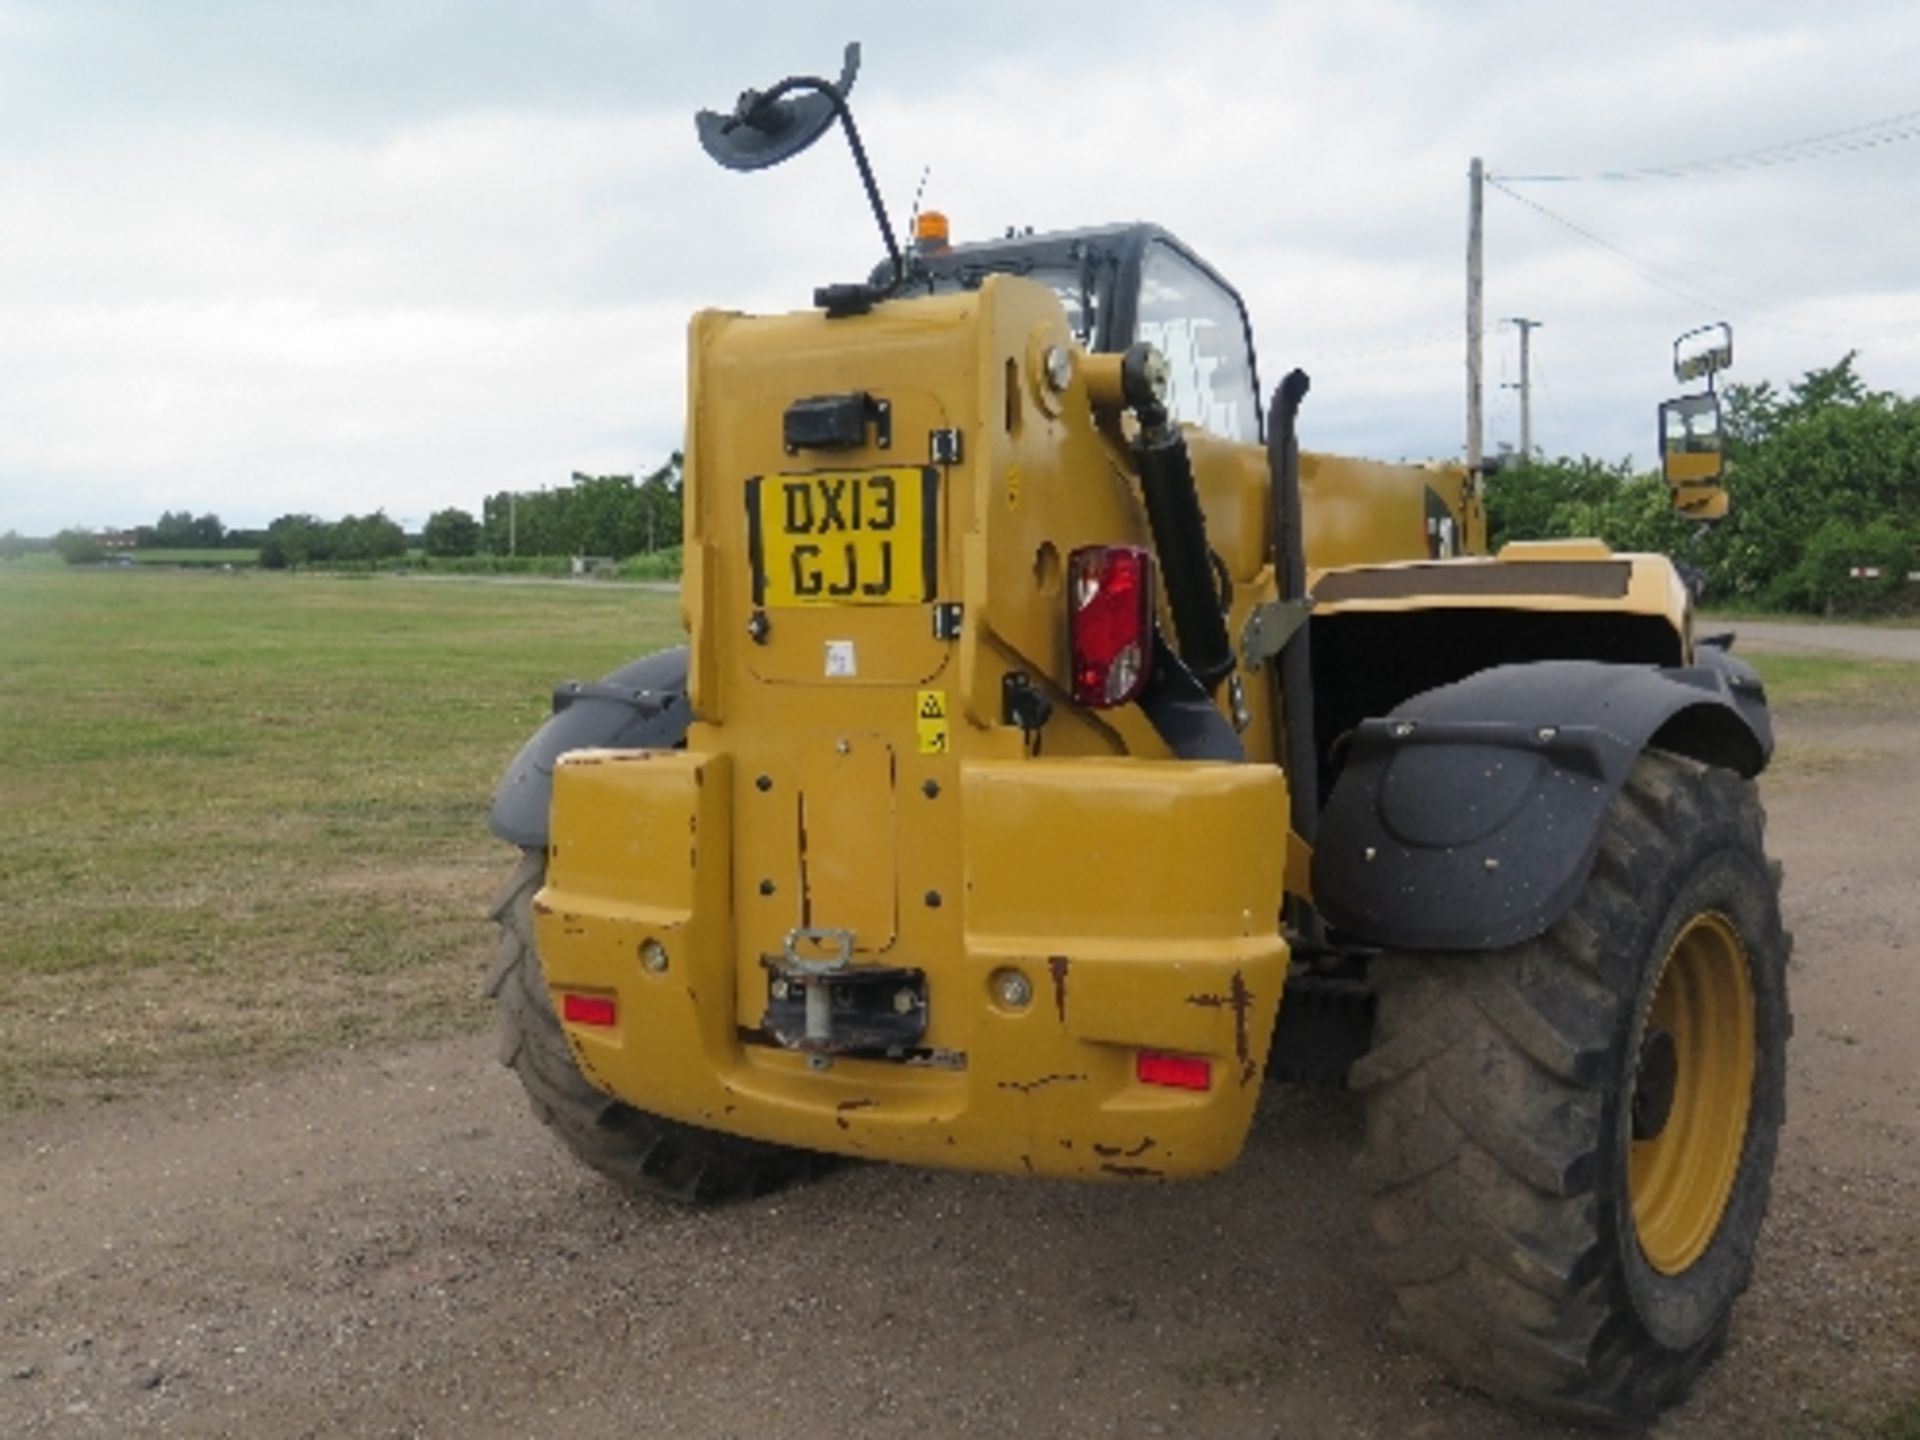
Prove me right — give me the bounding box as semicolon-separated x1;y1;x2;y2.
695;44;860;173
1674;322;1733;385
691;43;904;304
1660;392;1729;521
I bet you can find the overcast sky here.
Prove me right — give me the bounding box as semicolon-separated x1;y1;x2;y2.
3;1;1918;534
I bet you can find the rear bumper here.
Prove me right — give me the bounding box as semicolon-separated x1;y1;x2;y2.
534;748;1290;1179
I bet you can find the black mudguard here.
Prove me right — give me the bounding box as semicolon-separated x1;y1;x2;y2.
488;647;692;848
1313;651;1770;952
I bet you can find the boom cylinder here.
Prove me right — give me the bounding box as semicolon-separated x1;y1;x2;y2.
1123;347;1235;693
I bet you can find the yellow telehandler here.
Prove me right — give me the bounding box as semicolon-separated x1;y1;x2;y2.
488;46;1784;1427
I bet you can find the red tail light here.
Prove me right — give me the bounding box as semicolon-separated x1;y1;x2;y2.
1136;1050;1212;1091
560;992;617;1027
1069;545;1154;707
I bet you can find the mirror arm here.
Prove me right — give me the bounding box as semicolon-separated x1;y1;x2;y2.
733;76;904;295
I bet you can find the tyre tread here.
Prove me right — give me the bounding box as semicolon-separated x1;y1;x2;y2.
489;850;828;1206
1356;750;1790;1426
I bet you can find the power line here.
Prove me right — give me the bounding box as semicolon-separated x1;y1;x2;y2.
1487;180;1745;303
1484;178;1909;342
1487;179;1755;316
1496;106;1920;183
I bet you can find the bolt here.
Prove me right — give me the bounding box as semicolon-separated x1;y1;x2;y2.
746;610;770;643
1483;857;1500;872
991;969;1033;1009
922;779;941;799
1392;721;1416;738
755;774;773;792
771;978;791;1001
892;988;917;1015
1043;344;1074;393
1536;726;1558;743
924;890;942;909
1363;846;1377;862
640;939;669;973
807;1053;833;1073
836;738;851;755
758;878;775;896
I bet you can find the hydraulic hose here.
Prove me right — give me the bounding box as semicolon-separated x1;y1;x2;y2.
1123;348;1235;694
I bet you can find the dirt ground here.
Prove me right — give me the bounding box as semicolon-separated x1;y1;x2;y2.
3;635;1917;1440
1712;619;1920;664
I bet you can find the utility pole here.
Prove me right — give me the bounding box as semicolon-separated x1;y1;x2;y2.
1466;157;1484;471
509;491;517;556
1505;317;1543;459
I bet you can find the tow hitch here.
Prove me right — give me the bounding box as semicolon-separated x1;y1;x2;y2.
761;926;928;1055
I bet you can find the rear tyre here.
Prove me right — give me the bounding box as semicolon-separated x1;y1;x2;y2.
1354;750;1790;1427
488;850;828;1204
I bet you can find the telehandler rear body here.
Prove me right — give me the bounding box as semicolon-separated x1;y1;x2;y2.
488;48;1786;1427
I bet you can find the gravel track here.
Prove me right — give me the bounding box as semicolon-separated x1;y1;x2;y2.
1722;618;1920;663
3;699;1916;1439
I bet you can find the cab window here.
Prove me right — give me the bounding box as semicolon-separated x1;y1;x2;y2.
1134;242;1260;443
919;261;1101;347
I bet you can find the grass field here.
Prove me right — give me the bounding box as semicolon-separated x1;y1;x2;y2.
0;565;681;1106
0;566;1905;1109
1740;650;1920;706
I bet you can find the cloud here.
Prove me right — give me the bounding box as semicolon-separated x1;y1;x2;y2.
3;1;1919;531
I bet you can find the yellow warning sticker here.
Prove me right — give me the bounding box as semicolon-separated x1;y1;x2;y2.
916;689;950;754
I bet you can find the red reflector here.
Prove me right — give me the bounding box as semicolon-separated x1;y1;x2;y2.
560;992;617;1027
1136;1050;1212;1091
1069;544;1154;708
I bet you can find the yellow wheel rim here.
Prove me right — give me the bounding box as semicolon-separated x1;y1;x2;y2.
1629;911;1757;1275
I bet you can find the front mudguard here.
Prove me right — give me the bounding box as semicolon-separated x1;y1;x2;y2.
1312;654;1770;951
488;647;692;848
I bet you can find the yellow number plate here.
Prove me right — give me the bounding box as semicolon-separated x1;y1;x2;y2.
749;467;937;608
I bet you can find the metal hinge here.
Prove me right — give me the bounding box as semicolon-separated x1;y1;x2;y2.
1240;597;1313;671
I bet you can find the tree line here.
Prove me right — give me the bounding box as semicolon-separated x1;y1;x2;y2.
259;512;409;568
27;455;684;571
246;455;684;567
21;365;1920;611
478;456;683;559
